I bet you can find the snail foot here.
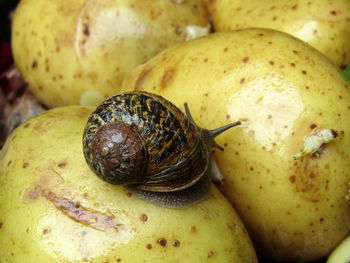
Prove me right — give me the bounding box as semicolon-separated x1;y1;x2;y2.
126;174;212;209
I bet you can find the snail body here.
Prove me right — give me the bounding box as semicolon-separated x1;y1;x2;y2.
83;91;240;208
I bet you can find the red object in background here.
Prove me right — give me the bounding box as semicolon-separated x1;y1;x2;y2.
0;41;23;100
0;41;12;73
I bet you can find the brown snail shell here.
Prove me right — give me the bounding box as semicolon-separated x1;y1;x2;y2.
83;91;240;208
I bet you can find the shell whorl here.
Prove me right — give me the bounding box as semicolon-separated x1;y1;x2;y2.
83;91;208;192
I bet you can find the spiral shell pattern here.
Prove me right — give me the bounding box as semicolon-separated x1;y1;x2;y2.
83;91;208;192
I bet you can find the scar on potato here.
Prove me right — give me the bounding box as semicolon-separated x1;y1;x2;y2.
160;67;177;89
134;69;151;91
42;190;124;232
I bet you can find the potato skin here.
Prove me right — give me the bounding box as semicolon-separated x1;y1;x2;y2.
121;28;350;262
207;0;350;68
11;0;209;107
0;106;258;263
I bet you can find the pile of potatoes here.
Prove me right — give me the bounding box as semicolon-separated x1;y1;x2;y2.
1;0;350;262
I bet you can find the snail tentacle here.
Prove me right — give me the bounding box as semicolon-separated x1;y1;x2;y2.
184;102;241;151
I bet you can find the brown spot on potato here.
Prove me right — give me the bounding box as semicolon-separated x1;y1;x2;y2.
146;243;152;249
189;226;197;233
22;162;29;168
87;72;98;81
324;180;330;191
310;123;317;129
173;240;181;247
116;258;122;262
242;56;249;63
157;238;167;247
83;23;90;36
73;72;82;79
42;228;50;235
139;214;148;222
240;78;245;84
31;59;38;69
269;61;275;66
208;250;216;258
150;8;163;20
0;222;3;228
160;68;177;89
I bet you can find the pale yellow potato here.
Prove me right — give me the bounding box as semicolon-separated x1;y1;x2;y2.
121;28;350;262
327;236;350;263
207;0;350;68
0;106;258;263
11;0;209;108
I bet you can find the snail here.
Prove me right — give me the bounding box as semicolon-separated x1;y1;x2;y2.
83;91;241;208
